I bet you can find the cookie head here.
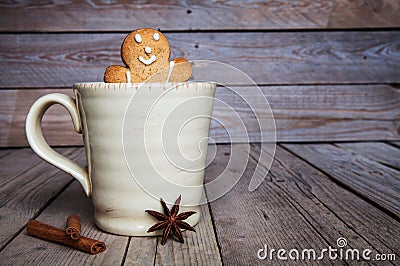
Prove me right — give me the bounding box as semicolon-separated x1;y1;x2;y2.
104;28;192;83
121;28;170;70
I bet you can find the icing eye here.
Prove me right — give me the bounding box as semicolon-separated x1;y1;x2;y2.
153;32;160;41
134;34;142;43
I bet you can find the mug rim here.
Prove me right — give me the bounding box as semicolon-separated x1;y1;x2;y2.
74;81;216;87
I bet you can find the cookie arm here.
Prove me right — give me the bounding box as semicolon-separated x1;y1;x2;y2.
169;58;192;82
104;65;129;83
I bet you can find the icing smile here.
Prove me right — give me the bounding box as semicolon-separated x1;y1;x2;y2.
138;55;157;65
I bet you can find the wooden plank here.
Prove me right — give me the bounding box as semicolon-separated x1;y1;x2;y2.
153;204;222;265
124;203;222;265
335;142;400;169
0;181;128;265
282;143;400;218
328;0;400;28
0;148;62;197
2;84;399;147
1;143;399;263
0;148;16;159
123;238;157;266
205;144;334;265
0;89;83;147
1;32;399;88
0;148;43;190
206;144;400;264
0;148;82;203
0;148;85;249
267;145;400;256
0;0;399;32
211;84;400;142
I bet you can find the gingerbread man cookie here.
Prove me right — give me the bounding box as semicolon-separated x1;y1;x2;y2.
104;28;192;83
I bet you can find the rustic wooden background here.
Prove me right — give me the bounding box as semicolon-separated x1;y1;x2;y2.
1;0;399;147
0;2;400;265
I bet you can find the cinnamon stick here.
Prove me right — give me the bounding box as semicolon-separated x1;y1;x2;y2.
26;220;106;255
66;214;81;240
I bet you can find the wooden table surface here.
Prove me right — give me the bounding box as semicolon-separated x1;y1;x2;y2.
0;142;398;265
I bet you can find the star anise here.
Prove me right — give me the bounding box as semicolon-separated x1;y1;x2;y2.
145;195;196;245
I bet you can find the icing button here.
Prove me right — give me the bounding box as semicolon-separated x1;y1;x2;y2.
145;46;152;54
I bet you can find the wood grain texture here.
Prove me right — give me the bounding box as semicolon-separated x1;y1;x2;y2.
268;145;400;256
211;84;400;142
206;144;329;265
0;0;399;32
206;144;400;264
2;84;399;147
123;237;157;266
0;148;84;250
153;204;222;266
282;143;400;218
272;143;400;254
0;143;399;264
0;148;16;160
123;201;222;265
1;32;399;88
0;89;83;147
0;181;128;265
335;142;400;170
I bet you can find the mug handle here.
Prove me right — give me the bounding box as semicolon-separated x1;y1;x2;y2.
25;93;91;197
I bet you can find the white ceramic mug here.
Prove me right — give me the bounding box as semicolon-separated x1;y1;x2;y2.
26;82;216;236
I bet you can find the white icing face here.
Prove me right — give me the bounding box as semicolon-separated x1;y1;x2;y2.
145;46;151;54
134;34;142;43
138;55;157;65
132;30;163;66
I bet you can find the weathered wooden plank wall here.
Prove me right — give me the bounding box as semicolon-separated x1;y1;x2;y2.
2;85;399;146
2;32;400;87
1;0;399;31
0;1;399;146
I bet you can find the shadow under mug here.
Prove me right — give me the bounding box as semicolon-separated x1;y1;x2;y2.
25;82;216;236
